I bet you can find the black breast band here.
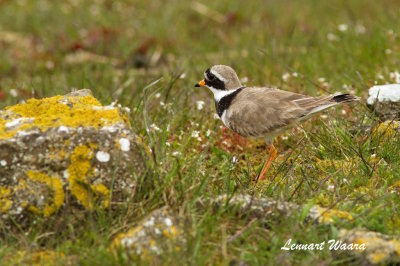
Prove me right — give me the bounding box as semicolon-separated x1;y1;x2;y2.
215;87;245;117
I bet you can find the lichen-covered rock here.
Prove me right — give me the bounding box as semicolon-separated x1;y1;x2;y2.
337;229;400;265
111;207;185;259
210;194;353;224
367;84;400;120
0;89;146;220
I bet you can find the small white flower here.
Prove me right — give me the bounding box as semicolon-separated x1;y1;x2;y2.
150;123;161;131
172;151;181;157
338;24;348;32
292;72;298;77
165;142;171;147
180;73;186;79
327;33;339;41
327;184;335;191
164;217;173;227
196;100;205;110
16;207;23;214
232;156;238;164
191;130;200;138
206;129;211;137
389;71;400;83
0;160;7;166
155;93;161;98
282;72;291;82
10;89;18;97
143;217;155;227
355;24;366;34
318;77;326;83
150;245;160;254
45;60;54;70
385;49;392;55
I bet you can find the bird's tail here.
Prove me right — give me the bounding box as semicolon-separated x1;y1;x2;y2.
330;93;360;103
305;93;359;117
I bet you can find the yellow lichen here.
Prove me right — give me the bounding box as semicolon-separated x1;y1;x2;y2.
92;183;110;208
317;207;353;223
67;144;110;209
163;226;179;238
112;225;144;248
26;170;65;217
0;186;12;212
371;252;387;264
0;94;126;139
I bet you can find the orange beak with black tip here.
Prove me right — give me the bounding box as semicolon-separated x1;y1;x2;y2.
195;79;205;87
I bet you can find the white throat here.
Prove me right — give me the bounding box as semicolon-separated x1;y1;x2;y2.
207;86;240;102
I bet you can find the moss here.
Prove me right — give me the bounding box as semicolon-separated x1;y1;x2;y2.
0;94;126;139
0;186;12;212
372;121;400;140
389;181;400;193
67;144;110;209
314;158;356;177
26;170;65;217
6;250;65;266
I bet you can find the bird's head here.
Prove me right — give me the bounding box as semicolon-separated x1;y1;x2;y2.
195;65;242;100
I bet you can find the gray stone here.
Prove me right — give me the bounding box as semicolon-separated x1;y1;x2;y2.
0;89;146;220
367;84;400;120
111;207;186;258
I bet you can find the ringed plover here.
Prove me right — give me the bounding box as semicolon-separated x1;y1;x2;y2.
195;65;359;181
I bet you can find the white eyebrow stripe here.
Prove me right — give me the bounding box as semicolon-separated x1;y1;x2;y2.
210;69;226;82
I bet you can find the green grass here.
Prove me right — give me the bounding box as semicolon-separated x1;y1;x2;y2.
1;0;400;264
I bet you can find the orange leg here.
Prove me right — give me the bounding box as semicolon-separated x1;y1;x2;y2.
257;145;278;181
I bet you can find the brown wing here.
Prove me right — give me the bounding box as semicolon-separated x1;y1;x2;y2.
225;87;336;137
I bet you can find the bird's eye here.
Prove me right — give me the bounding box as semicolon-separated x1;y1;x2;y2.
207;74;216;81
